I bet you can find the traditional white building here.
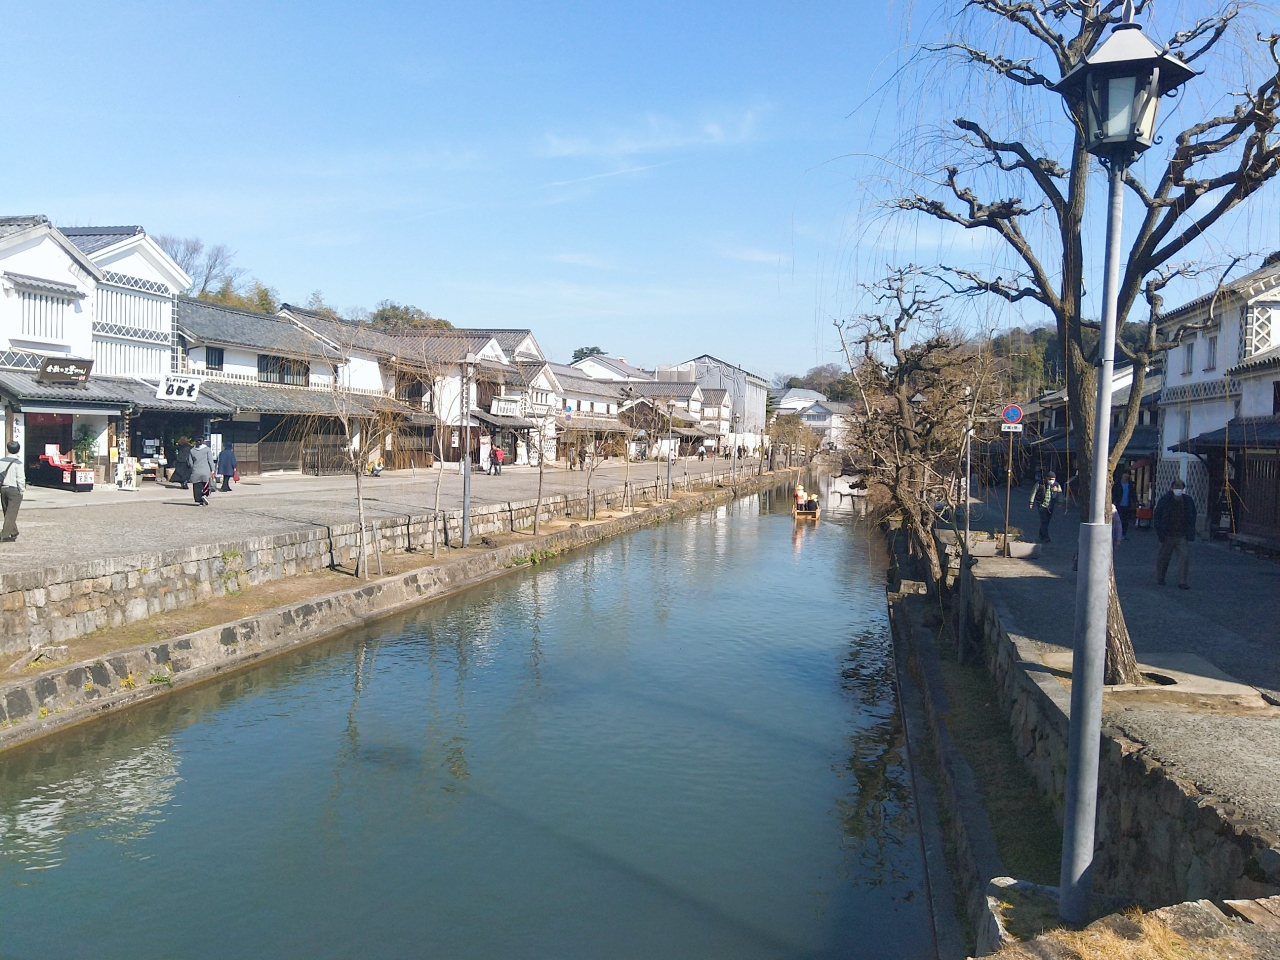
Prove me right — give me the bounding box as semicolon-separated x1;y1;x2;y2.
1157;255;1280;534
0;217;193;478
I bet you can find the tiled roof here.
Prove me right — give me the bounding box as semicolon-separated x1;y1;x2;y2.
0;371;136;408
108;378;233;414
701;388;728;404
1175;415;1280;453
1162;257;1280;325
200;381;380;418
573;355;653;379
1230;344;1280;376
551;371;623;400
619;380;700;399
390;332;497;364
59;225;144;255
459;328;540;358
279;305;404;359
0;216;49;241
178;297;341;361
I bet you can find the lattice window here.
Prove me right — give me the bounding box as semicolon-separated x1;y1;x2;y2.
19;290;67;341
1243;304;1275;359
258;354;309;386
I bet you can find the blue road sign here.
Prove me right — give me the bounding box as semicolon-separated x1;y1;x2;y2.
1001;403;1023;424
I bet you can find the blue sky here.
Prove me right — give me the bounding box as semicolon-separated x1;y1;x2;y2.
3;2;1275;379
1;1;910;378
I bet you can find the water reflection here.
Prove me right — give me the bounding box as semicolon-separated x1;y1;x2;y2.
0;483;931;960
0;737;181;871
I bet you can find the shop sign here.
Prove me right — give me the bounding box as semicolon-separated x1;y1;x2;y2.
490;397;520;417
36;357;93;384
157;375;203;401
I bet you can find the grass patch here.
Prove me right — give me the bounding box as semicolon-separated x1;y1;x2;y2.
933;626;1062;885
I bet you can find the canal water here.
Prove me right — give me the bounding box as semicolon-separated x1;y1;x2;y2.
0;486;933;960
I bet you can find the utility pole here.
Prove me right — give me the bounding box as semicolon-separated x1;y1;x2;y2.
461;353;475;547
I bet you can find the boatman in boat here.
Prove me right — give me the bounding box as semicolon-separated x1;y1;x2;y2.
794;485;806;509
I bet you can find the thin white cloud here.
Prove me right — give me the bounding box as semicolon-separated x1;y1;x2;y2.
543;162;670;188
542;107;764;159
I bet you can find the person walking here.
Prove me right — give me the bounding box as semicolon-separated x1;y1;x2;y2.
216;444;238;492
0;440;25;542
494;445;504;475
1028;470;1063;543
1112;468;1135;540
171;437;192;488
189;438;216;506
1153;477;1196;589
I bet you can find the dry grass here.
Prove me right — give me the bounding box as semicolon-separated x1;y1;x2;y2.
990;910;1256;959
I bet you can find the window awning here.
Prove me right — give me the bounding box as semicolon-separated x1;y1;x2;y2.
476;410;535;429
19;404;122;416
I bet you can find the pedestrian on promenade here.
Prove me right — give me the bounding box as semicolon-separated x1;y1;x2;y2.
171;437;192;488
1112;468;1135;539
1154;477;1196;589
494;446;504;475
216;444;237;492
487;447;497;475
0;440;25;542
1029;470;1063;543
189;438;216;506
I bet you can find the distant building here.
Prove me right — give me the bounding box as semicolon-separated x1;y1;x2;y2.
658;355;768;452
571;354;653;381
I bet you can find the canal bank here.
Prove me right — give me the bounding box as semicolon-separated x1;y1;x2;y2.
0;468;808;753
0;472;936;960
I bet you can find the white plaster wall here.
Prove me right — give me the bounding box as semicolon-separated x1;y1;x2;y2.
338;353;384;392
1240;373;1278;417
0;233;95;358
88;240;187;292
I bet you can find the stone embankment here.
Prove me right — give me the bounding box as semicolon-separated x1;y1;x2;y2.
0;470;800;752
966;568;1280;907
0;475;727;658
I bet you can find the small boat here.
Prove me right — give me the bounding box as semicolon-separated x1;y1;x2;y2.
794;504;821;521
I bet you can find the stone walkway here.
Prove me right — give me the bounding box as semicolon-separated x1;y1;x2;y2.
0;457;762;577
968;484;1280;837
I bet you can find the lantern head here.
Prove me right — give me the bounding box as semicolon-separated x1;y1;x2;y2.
1052;16;1196;160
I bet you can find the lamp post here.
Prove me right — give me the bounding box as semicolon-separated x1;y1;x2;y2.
461;353;476;547
731;413;740;483
1050;5;1194;925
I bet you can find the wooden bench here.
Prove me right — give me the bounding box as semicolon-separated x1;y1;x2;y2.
1227;531;1280;559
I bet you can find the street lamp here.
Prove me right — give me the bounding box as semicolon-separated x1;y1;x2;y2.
1050;4;1194;926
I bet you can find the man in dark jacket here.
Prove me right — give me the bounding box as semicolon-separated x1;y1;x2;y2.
216;445;237;492
1112;468;1135;540
1153;478;1196;589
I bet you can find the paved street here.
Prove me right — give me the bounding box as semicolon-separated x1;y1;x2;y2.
970;484;1280;836
1;457;764;575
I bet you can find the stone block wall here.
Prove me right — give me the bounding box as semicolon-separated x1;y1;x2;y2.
0;475;722;658
964;567;1280;907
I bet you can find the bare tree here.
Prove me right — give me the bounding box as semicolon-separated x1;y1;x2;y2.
893;1;1279;501
835;268;997;587
155;235;244;297
885;1;1280;681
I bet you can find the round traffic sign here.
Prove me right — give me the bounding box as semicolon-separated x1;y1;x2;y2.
1001;403;1023;424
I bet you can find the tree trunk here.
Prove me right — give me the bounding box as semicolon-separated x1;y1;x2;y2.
354;462;369;579
1067;348;1143;686
1105;565;1143;685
